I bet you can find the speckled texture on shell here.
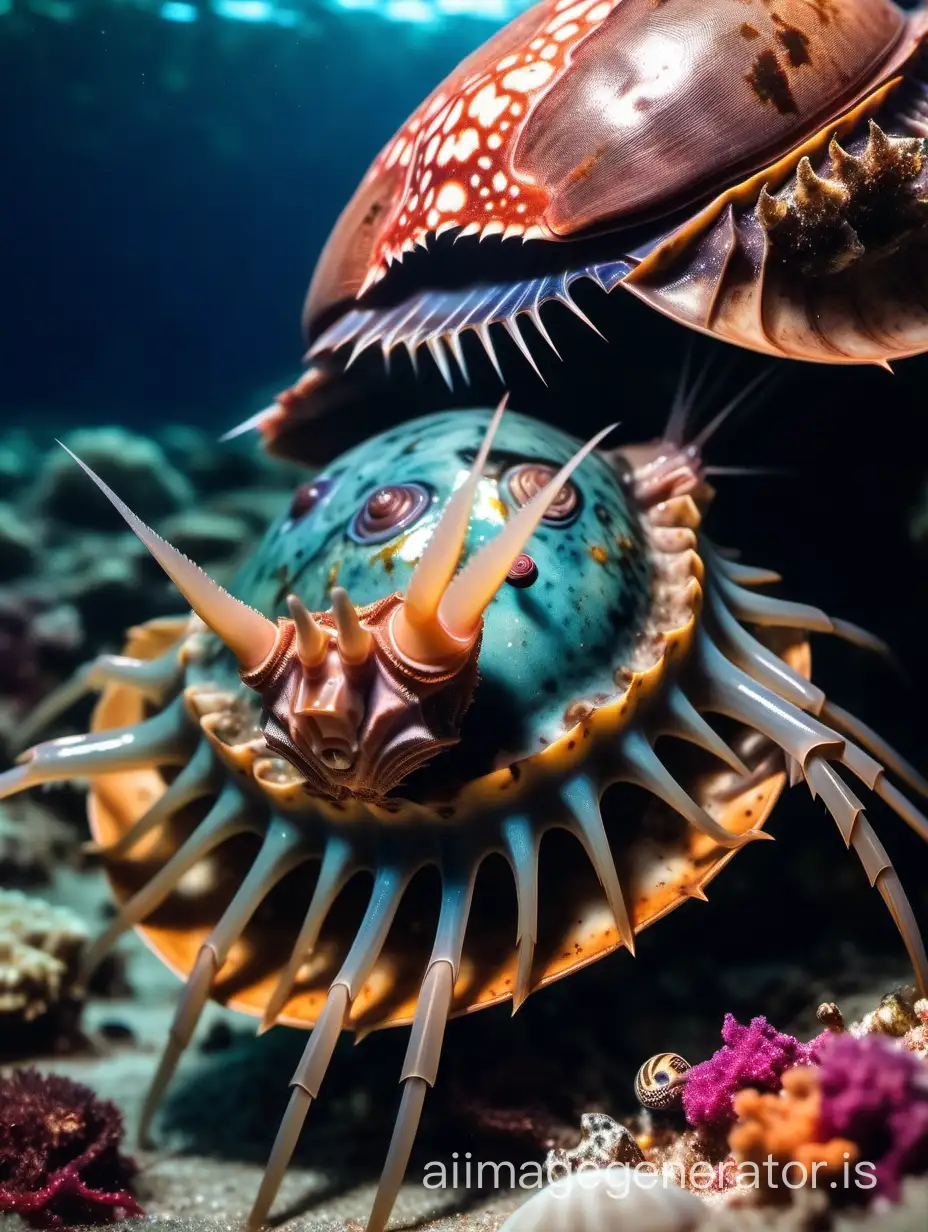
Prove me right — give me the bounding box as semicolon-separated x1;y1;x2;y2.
201;410;652;759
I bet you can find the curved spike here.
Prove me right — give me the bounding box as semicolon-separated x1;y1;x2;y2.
696;629;845;768
501;818;539;1011
664;685;750;778
93;739;216;858
139;818;307;1143
331;588;373;666
620;729;768;850
0;701;189;803
439;423;617;640
261;836;356;1033
874;778;928;846
706;584;826;714
821;699;928;801
397;397;507;662
80;784;255;981
57;443;276;671
561;776;637;954
15;650;183;751
805;757;928;996
286;594;329;669
716;558;782;587
367;961;455;1232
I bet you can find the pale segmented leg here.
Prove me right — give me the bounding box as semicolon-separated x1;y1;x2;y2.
366;862;476;1232
89;738;218;858
14;647;185;751
248;862;413;1231
0;697;190;801
696;555;928;994
138;817;311;1142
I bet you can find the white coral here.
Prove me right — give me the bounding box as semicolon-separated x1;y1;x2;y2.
0;889;88;1025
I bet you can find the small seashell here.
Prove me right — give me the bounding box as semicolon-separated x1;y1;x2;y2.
499;1166;707;1231
635;1053;691;1110
545;1113;644;1175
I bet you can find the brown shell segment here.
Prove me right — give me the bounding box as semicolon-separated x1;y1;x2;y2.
515;0;906;234
626;70;928;363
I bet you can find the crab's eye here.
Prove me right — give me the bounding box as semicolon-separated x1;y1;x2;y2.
504;464;580;526
350;482;432;544
289;478;332;522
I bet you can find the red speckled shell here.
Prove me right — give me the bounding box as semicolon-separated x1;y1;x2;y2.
305;0;906;333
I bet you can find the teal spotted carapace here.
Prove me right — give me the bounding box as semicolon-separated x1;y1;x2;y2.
3;403;927;1232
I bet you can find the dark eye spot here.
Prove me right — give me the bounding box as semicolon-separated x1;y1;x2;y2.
504;464;580;526
506;554;538;588
289;478;331;522
350;482;432;544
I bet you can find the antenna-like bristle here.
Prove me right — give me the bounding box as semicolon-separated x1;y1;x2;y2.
59;443;277;670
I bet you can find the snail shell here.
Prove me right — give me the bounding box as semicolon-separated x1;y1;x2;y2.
635;1053;691;1110
499;1167;706;1232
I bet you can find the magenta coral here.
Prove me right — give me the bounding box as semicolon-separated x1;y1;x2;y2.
683;1014;816;1133
816;1034;928;1201
0;1068;142;1227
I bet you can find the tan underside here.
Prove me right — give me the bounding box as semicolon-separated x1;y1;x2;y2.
88;619;810;1033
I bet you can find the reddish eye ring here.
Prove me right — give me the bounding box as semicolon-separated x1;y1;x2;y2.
350;482;432;544
288;478;332;523
504;464;581;526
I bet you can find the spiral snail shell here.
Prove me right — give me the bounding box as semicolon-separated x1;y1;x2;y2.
635;1053;692;1111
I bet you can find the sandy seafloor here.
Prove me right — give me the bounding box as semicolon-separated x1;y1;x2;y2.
4;857;927;1232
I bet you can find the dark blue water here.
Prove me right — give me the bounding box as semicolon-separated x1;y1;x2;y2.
1;2;523;427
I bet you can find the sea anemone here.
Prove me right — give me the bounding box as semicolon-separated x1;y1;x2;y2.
0;1068;141;1226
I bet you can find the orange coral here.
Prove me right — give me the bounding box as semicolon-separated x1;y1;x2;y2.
730;1067;857;1197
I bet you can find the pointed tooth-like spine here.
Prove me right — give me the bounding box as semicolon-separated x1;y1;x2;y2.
501;817;539;1011
426;335;455;389
561;775;636;955
476;322;505;381
794;156;849;212
502;315;545;382
445;330;470;383
757;184;788;231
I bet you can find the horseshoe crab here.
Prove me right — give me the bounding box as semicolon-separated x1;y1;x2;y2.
2;396;926;1230
252;0;928;458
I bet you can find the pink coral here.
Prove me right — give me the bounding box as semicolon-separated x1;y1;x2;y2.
683;1015;817;1133
816;1033;928;1201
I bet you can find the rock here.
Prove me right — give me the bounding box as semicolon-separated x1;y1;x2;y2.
158;509;250;565
0;503;39;581
0;799;78;888
34;428;194;527
157;424;263;493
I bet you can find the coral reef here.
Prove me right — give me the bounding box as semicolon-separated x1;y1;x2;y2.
0;1068;140;1226
682;1016;819;1135
0;800;78;889
730;1067;856;1196
0;890;88;1054
815;1034;928;1201
0;424;299;757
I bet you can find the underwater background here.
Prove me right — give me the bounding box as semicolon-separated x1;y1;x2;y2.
4;2;928;1229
